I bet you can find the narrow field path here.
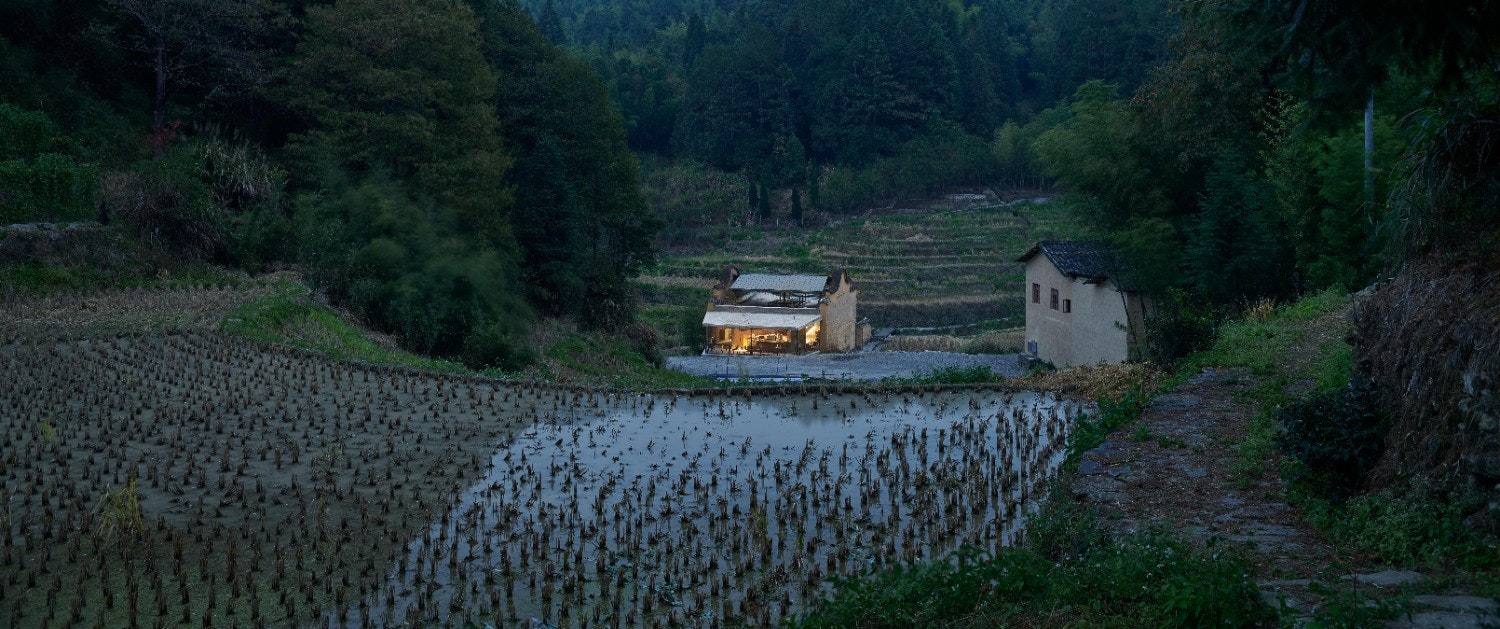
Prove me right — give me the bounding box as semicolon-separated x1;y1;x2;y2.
1071;368;1500;627
1072;369;1334;612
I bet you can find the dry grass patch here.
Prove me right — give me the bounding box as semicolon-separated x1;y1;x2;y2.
964;328;1025;353
882;328;1025;354
1018;362;1167;400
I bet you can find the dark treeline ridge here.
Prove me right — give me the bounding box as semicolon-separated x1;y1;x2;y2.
525;0;1173;216
1;0;660;369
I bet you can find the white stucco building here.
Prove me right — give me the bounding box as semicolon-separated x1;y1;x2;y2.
1017;241;1148;367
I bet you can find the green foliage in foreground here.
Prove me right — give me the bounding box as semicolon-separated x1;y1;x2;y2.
1278;377;1385;501
798;500;1270;628
537;330;709;390
1301;492;1500;573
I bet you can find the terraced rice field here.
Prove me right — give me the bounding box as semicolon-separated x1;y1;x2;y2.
637;195;1091;348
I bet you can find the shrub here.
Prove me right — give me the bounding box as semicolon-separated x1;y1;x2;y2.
104;151;222;257
962;329;1025;354
1303;492;1497;569
1066;382;1150;468
896;365;998;385
1143;288;1222;366
817;124;996;214
882;334;964;352
101;136;288;262
1278;376;1385;501
0;104;98;224
676;307;705;353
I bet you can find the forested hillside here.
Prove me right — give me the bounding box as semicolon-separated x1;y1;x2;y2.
1;0;657;369
523;0;1173;216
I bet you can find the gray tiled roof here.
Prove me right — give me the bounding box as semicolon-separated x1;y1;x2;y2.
730;273;829;293
1017;240;1128;283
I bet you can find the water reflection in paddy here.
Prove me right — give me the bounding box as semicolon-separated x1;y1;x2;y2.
355;388;1084;627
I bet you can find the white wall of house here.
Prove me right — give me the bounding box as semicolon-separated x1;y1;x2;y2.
1023;256;1131;367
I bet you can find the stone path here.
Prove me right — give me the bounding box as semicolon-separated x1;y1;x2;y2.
1070;368;1500;627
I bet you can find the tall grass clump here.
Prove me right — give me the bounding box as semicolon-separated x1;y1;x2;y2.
96;479;145;543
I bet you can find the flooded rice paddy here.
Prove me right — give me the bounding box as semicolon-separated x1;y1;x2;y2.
365;389;1083;627
0;332;1082;628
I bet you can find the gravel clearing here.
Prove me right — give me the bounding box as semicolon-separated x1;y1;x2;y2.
667;350;1027;381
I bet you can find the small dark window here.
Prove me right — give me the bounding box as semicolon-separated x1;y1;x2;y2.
1063;299;1072;313
1049;288;1059;310
1031;283;1040;304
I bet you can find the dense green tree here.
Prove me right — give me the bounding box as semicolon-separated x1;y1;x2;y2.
1217;0;1500;251
469;0;659;329
1263;97;1404;290
1133;1;1273;168
1032;81;1172;228
0;104;99;223
757;180;771;219
810;27;916;163
1186;151;1290;304
283;0;531;368
294;176;534;368
1027;0;1172;104
285;0;509;220
682;11;706;67
101;0;270;155
673;24;785;170
598;49;682;153
537;0;565;44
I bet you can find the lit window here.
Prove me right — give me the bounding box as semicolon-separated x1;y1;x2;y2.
1049;288;1059;310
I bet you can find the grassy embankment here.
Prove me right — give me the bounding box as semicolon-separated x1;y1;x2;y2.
221;280;709;389
636;196;1091;353
1;256;709;389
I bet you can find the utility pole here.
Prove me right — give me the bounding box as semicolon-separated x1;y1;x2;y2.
1364;84;1375;209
